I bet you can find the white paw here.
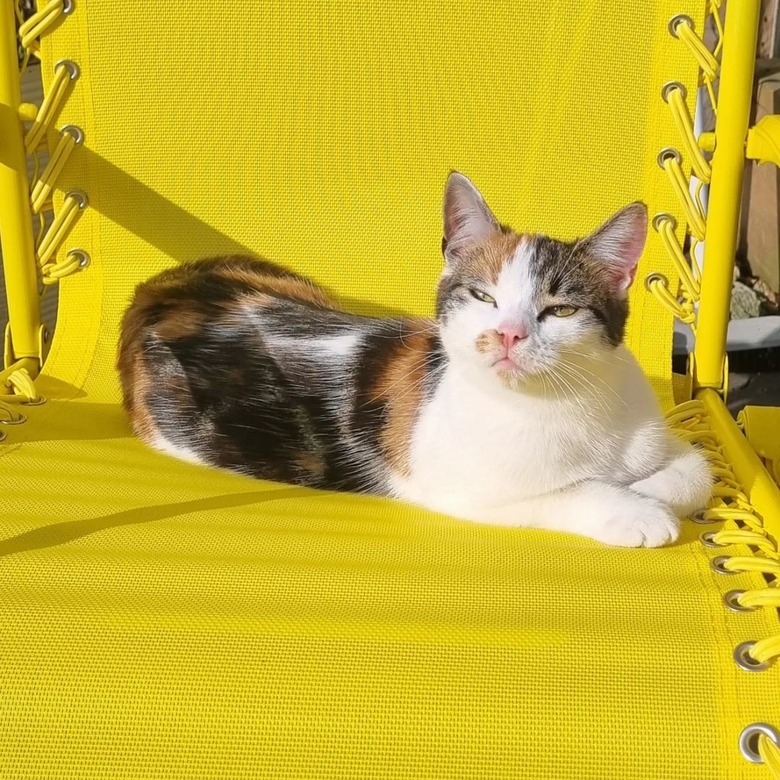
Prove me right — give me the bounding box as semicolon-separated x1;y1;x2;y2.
586;493;680;548
631;447;713;518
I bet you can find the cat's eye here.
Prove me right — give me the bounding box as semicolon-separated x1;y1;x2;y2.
469;288;496;305
549;305;578;318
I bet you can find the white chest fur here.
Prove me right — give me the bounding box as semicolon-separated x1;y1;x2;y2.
395;346;665;513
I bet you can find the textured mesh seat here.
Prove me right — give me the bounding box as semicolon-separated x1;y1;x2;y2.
1;1;779;778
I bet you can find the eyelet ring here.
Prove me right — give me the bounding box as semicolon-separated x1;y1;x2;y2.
60;124;85;145
62;0;75;14
723;590;756;613
652;213;677;232
644;272;668;293
54;59;80;80
0;430;6;442
657;147;682;169
661;81;687;102
66;249;90;269
690;509;714;524
20;395;46;407
668;14;694;38
0;411;27;425
740;723;780;764
67;190;88;210
734;641;771;672
711;556;735;574
700;531;723;548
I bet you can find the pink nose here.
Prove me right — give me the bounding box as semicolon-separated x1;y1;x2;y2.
498;324;528;352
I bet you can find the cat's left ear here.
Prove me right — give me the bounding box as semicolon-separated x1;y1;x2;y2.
442;172;501;264
578;202;648;295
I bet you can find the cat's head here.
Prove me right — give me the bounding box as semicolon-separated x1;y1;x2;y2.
436;172;647;388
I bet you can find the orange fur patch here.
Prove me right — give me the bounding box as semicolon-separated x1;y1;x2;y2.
294;452;327;481
467;233;523;284
214;267;337;310
373;321;436;477
475;331;501;355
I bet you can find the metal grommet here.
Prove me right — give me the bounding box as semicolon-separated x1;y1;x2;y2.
661;81;687;102
740;723;780;764
20;396;46;407
724;590;756;613
657;147;682;168
0;412;27;425
711;556;735;574
644;272;667;292
734;641;771;672
60;124;84;145
0;430;6;442
66;248;90;269
55;59;79;80
668;13;694;38
700;531;722;548
652;212;677;232
67;190;88;209
62;0;75;14
690;509;713;524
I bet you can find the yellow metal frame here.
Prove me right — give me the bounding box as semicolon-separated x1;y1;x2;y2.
693;0;760;392
0;2;42;376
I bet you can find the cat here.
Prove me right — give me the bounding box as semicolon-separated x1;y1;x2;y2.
117;172;712;547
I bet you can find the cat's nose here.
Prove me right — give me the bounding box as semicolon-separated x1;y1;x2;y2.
498;325;528;352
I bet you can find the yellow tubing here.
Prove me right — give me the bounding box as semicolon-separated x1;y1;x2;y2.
0;2;41;366
693;0;760;391
698;387;780;538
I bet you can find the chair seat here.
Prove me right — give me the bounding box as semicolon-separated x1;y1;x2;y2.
0;382;755;778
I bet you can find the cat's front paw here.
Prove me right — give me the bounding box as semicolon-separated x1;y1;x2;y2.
586;493;680;548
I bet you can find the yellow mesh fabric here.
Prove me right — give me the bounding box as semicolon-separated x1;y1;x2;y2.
3;1;779;778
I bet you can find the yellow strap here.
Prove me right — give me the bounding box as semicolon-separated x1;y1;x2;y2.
18;0;66;50
37;193;84;268
6;368;39;402
661;155;706;240
738;589;780;610
24;60;72;152
676;19;719;82
655;217;701;299
721;557;780;575
759;736;780;779
666;86;711;183
751;635;780;665
712;529;776;554
30;131;77;214
646;275;695;323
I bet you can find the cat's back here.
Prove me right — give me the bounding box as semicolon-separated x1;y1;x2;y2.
118;255;444;492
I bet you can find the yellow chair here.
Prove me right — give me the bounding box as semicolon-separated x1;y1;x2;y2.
1;1;779;776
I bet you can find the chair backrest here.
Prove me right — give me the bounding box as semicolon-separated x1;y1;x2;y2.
35;0;707;407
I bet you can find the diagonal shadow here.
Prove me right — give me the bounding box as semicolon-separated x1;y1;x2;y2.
0;487;307;558
75;146;414;318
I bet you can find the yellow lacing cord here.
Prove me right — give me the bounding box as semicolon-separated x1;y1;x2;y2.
668;402;780;777
660;155;707;240
24;60;74;152
760;737;780;777
5;368;41;403
647;10;719;317
18;0;66;52
30;129;77;213
645;274;696;324
36;194;85;282
676;18;719;82
666;86;711;183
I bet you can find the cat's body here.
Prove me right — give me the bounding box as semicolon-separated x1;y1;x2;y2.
118;174;712;546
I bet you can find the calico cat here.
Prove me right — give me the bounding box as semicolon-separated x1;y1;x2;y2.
118;172;712;547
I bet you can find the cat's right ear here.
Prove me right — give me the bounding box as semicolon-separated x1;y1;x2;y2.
442;172;500;264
